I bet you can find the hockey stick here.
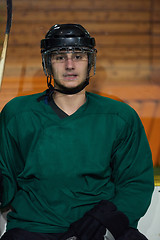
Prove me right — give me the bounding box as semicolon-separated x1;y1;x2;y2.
0;0;12;89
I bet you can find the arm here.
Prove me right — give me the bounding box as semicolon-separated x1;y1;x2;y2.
0;106;23;209
110;111;154;228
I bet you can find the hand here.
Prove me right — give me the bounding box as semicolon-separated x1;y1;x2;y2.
65;215;106;240
86;200;129;239
58;215;106;240
59;200;129;240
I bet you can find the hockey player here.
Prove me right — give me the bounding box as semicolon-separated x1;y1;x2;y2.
0;24;154;240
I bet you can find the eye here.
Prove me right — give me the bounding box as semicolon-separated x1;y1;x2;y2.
74;54;82;60
52;54;65;62
73;53;87;61
55;55;65;61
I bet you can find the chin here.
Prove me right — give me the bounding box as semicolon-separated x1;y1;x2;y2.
64;83;80;89
54;78;87;93
62;80;82;88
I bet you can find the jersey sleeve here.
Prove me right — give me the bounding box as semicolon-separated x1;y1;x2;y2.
0;106;24;209
110;110;154;228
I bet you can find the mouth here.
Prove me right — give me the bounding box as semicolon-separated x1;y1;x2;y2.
63;74;78;80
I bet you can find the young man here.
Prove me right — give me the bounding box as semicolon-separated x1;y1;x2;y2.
0;24;154;240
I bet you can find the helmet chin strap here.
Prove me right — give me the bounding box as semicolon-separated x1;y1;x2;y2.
47;75;89;96
37;76;89;102
51;78;89;95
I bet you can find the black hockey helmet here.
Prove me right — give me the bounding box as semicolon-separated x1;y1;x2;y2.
40;24;97;95
41;24;96;52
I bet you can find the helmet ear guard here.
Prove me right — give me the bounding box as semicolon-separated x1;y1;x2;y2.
87;49;97;77
41;51;53;76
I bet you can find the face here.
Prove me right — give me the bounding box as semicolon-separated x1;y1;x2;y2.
51;51;88;91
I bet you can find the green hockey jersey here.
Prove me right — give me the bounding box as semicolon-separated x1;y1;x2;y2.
0;91;154;233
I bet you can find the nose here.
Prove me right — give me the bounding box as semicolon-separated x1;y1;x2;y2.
65;57;75;70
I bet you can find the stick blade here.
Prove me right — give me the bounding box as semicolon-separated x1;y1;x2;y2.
0;35;8;87
0;0;12;89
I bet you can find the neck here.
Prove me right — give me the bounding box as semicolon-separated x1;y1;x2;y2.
52;90;86;116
